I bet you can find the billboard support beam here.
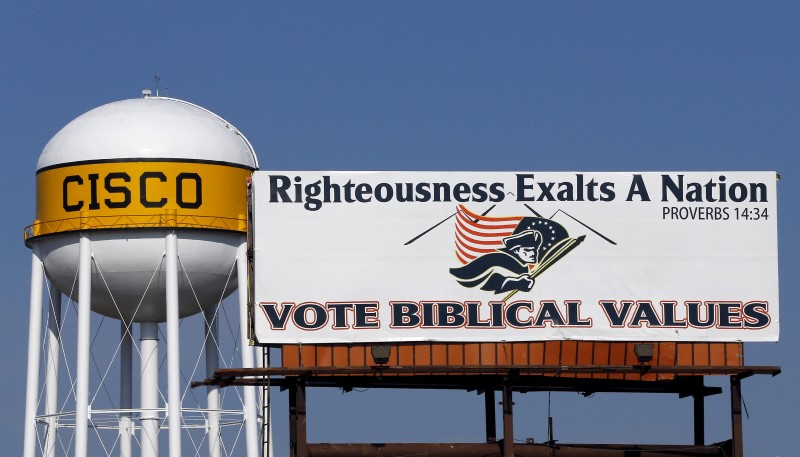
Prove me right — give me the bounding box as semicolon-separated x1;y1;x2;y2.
198;364;781;384
303;442;732;456
197;365;779;457
693;392;705;445
730;376;743;457
484;387;496;443
502;380;514;457
290;380;307;457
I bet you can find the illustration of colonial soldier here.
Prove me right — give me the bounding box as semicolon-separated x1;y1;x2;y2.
450;216;579;295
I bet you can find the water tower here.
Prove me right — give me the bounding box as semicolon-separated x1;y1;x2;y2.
23;93;262;457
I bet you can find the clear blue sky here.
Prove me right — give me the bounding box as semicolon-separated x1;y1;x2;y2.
1;2;797;456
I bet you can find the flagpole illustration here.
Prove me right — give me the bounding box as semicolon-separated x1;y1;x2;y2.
405;205;496;245
550;209;616;245
502;235;587;302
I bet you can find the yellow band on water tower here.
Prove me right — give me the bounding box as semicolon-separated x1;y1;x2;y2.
29;160;252;238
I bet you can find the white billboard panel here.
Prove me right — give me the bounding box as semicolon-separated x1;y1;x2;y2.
252;171;779;344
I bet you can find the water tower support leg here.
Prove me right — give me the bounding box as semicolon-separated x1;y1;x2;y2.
140;322;160;457
23;248;45;457
165;231;182;457
204;306;221;457
120;321;133;457
237;242;260;457
44;282;62;457
75;234;93;457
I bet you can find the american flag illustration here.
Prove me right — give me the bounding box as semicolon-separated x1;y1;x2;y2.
454;205;522;265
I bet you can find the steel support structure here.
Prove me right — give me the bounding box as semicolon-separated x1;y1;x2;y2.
259;347;274;457
203;365;781;380
205;305;221;457
25;227;254;457
484;387;496;443
44;280;61;457
74;234;92;457
165;230;182;456
730;376;744;457
693;392;704;446
120;321;133;457
289;381;307;457
238;242;260;457
23;247;44;457
303;442;732;457
140;322;160;457
502;381;514;457
200;363;779;457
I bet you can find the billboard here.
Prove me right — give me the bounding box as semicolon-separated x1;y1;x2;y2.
251;171;778;344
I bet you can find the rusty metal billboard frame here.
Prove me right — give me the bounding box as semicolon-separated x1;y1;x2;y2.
195;359;780;457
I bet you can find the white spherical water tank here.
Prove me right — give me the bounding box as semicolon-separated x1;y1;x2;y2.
22;93;263;457
30;95;257;322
